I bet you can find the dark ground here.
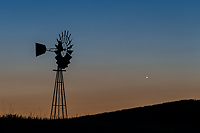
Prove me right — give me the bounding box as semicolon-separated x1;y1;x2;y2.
1;99;200;133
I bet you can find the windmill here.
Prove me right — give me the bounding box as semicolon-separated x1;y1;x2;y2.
35;30;73;119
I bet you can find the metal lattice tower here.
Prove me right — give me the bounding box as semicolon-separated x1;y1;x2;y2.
50;67;67;119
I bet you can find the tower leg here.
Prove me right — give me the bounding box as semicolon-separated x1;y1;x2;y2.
50;67;67;119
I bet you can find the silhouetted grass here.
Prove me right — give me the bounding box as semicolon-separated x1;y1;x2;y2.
1;99;200;132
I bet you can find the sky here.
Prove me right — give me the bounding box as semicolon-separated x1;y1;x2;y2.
1;0;200;118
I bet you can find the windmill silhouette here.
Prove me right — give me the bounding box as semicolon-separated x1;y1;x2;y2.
35;30;73;119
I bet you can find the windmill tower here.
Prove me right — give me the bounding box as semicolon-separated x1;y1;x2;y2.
35;30;73;119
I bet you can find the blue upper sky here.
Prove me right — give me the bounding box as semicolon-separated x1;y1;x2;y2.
1;0;200;66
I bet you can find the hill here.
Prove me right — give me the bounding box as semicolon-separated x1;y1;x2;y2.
1;99;200;132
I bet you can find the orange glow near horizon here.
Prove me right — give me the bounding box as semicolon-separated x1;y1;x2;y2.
1;65;200;118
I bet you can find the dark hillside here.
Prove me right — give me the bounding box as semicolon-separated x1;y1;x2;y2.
74;99;200;132
1;99;200;132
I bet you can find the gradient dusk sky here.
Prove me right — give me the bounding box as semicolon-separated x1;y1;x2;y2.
1;0;200;118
